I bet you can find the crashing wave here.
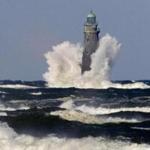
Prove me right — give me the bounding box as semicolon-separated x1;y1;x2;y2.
43;34;150;89
0;122;149;150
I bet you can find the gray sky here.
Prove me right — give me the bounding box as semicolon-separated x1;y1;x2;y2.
0;0;150;80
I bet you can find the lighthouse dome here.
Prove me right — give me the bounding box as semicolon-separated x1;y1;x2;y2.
87;11;96;18
87;11;96;24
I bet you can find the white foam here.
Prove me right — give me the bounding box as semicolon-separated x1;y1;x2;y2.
0;91;6;94
60;100;150;115
50;110;140;124
75;105;150;115
0;104;29;111
0;84;37;89
31;92;42;95
105;82;150;89
60;99;75;109
0;104;17;111
0;112;7;116
0;123;149;150
132;127;150;131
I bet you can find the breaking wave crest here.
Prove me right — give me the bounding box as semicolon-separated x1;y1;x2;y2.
0;84;36;89
0;122;149;150
75;105;150;115
43;34;150;89
60;100;150;115
50;110;140;124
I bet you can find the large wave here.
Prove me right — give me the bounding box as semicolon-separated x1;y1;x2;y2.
0;122;149;150
43;34;150;89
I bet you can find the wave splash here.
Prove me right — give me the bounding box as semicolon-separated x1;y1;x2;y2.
43;34;149;89
43;34;120;88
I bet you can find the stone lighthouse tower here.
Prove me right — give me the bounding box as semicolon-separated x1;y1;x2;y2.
81;11;100;74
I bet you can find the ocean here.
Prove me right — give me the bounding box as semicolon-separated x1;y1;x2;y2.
0;80;150;150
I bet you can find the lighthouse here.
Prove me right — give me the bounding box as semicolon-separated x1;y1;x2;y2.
81;11;100;74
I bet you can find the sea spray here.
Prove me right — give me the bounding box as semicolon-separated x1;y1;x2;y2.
43;34;150;89
43;41;83;87
43;34;121;88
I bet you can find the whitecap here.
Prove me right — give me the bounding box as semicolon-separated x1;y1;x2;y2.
0;84;37;89
0;122;149;150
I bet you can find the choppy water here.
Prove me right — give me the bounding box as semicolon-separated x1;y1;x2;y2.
0;80;150;150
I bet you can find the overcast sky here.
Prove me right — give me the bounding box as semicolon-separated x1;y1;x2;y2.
0;0;150;81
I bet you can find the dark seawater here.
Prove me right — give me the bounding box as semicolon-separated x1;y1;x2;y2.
0;80;150;150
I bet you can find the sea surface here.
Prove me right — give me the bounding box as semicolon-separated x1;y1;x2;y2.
0;80;150;150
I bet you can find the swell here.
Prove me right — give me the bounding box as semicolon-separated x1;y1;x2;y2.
0;112;150;144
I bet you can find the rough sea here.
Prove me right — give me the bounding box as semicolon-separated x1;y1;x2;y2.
0;80;150;150
0;34;150;149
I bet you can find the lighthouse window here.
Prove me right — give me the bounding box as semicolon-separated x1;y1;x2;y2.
87;18;96;24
